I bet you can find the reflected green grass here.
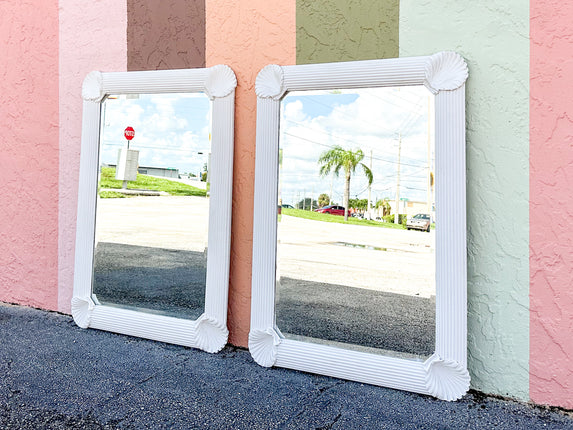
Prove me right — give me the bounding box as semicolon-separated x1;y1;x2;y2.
281;208;405;229
99;167;206;197
99;190;129;199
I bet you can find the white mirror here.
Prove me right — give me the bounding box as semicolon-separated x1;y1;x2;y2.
73;66;236;353
250;53;469;400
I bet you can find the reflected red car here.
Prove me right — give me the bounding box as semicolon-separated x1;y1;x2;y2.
315;205;345;216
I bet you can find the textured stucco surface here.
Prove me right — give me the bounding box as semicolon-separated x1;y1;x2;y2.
296;0;399;64
127;0;205;70
530;0;573;409
206;0;296;347
0;1;59;310
400;1;530;400
57;0;127;313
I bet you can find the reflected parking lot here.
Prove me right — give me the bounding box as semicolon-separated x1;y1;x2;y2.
93;196;209;319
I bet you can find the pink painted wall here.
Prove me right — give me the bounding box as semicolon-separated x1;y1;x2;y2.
58;0;127;313
0;1;59;310
530;0;573;409
205;0;296;346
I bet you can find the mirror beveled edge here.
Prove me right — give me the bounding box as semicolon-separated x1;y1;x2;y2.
249;53;469;401
72;65;236;353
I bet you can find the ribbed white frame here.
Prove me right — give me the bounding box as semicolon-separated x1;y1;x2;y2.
72;66;236;353
249;53;470;400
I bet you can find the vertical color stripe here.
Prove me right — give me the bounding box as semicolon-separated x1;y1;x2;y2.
0;1;60;310
399;0;530;400
0;1;59;310
127;0;205;71
296;0;399;65
58;0;128;313
530;0;573;410
206;0;296;347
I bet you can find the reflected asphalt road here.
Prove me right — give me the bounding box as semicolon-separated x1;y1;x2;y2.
278;214;435;298
95;195;210;252
96;197;435;356
94;242;206;320
277;277;435;357
276;214;436;357
94;195;209;318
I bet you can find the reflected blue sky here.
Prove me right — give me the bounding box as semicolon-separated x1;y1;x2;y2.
100;93;211;177
279;86;434;206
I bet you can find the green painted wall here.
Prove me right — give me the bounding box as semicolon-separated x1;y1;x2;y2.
400;1;530;399
296;0;399;64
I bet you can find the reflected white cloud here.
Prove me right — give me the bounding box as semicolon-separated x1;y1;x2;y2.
279;86;434;206
100;93;211;176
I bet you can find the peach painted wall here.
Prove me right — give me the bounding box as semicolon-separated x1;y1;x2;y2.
205;0;296;346
58;0;127;313
530;0;573;409
0;1;59;310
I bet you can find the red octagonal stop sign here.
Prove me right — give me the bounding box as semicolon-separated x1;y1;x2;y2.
124;126;135;141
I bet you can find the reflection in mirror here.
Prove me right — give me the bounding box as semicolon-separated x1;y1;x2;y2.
276;86;435;359
93;93;211;320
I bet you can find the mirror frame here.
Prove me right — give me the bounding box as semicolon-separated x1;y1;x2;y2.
72;65;236;353
249;52;469;400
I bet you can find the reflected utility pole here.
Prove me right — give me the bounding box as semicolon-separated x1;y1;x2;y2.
329;175;333;205
311;187;314;211
394;133;402;224
367;149;372;220
426;96;432;216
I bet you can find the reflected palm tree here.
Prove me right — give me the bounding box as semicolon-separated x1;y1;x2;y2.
318;146;373;221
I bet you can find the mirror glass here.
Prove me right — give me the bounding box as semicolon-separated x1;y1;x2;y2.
93;92;212;320
276;86;435;359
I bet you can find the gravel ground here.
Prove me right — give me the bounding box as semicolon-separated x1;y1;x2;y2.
1;303;572;429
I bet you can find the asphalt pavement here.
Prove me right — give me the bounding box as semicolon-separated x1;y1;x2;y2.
1;302;572;429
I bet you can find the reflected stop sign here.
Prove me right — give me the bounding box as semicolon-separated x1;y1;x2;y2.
124;126;135;140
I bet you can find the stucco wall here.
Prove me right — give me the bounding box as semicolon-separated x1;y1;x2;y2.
127;0;205;71
296;0;399;64
0;1;59;310
400;1;530;399
58;0;128;313
3;0;572;408
530;0;573;410
206;0;296;346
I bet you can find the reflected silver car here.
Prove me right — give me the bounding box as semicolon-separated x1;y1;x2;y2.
406;213;431;232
